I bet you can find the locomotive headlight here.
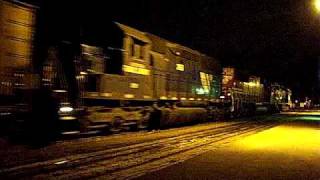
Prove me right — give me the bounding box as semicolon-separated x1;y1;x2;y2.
59;106;74;113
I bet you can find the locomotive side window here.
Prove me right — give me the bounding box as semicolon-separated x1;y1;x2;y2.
131;38;145;60
131;44;134;57
189;61;198;81
140;46;145;59
134;44;141;58
190;61;198;80
150;55;154;66
85;75;98;92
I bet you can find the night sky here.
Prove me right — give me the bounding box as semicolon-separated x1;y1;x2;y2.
24;0;320;99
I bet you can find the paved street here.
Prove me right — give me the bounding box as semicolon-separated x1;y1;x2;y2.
0;114;320;179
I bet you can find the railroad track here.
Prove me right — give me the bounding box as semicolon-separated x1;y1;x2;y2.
0;121;277;179
0;121;247;169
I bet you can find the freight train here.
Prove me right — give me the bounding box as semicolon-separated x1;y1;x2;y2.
63;22;223;133
0;0;284;138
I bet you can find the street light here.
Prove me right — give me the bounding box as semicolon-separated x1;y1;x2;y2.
314;0;320;12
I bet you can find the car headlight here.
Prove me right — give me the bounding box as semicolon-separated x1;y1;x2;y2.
59;106;74;113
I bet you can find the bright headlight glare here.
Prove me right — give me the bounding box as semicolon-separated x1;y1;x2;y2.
59;106;74;113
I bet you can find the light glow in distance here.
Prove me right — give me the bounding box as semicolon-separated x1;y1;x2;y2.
314;0;320;12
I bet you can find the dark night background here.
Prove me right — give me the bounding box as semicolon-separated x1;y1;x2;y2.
22;0;320;101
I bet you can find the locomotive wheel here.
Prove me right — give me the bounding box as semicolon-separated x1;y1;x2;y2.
111;117;123;133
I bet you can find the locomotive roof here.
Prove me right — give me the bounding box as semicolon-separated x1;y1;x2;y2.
166;42;202;56
146;33;167;54
146;32;215;62
115;22;220;66
115;22;151;43
2;0;38;9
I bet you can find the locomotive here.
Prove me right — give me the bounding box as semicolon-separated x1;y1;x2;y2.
0;0;283;137
71;22;223;132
